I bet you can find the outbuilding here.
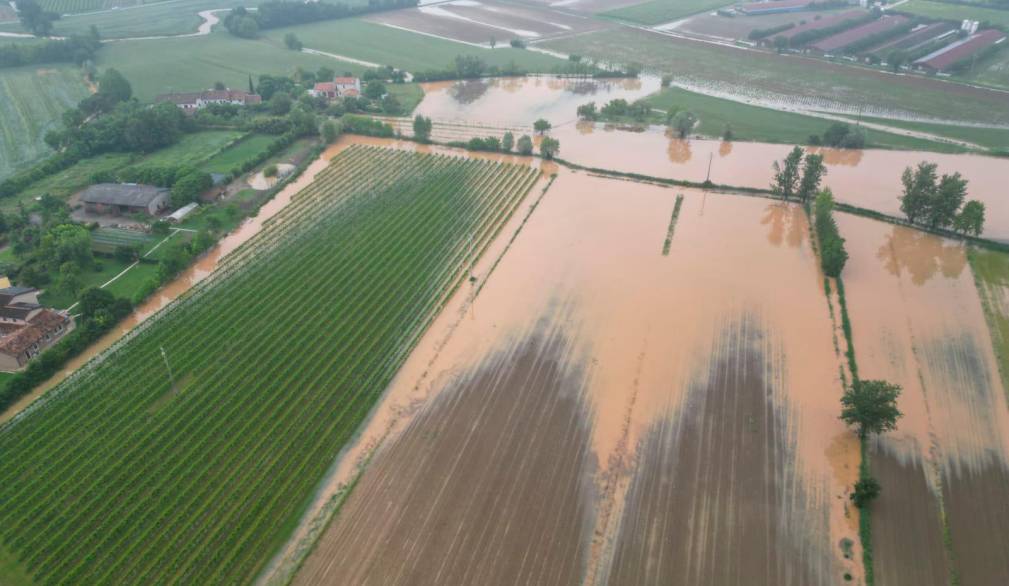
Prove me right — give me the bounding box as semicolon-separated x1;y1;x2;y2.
80;183;171;216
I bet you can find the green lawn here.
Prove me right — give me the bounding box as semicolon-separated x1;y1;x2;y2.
846;115;1009;152
200;134;276;175
387;83;425;116
103;261;160;299
898;0;1009;28
127;130;243;169
602;0;736;25
39;257;134;309
0;65;91;181
261;19;565;74
96;32;358;101
543;27;1009;125
968;247;1009;398
643;86;963;151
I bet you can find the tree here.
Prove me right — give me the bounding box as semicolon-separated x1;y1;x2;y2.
540;137;560;160
171;171;212;207
840;379;902;438
269;92;292;115
722;124;733;142
927;172;967;229
771;146;804;199
851;476;881;508
887;49;908;72
58;261;83;298
797;153;826;202
670;110;697;139
489;36;496;48
660;74;673;88
317;66;334;81
533;119;551;135
954;200;985;236
501;131;514;153
16;0;58;37
284;32;303;51
321;120;339;144
900;162;938;224
79;287;117;320
576;102;597;121
364;80;386;100
412;115;432;142
38;224;92;272
516;134;533;156
248;74;255;94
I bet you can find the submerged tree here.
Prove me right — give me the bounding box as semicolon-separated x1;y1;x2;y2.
840;379;902;439
797;153;826;202
771;146;804;200
954;200;985;236
501;131;514;153
516;134;533;156
899;162;974;231
540;137;560;160
533;118;551;135
669;110;697;139
412;114;433;143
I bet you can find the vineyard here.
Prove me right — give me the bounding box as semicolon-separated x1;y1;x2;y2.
0;66;90;181
0;145;538;585
37;0;142;15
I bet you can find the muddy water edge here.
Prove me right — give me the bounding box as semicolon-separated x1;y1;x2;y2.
293;164;861;585
0;140;355;426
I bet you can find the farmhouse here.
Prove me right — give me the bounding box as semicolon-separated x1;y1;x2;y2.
309;77;362;100
80;183;171;216
737;0;813;16
0;287;74;371
154;89;262;113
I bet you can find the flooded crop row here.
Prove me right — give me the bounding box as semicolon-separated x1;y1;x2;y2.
295;164;860;584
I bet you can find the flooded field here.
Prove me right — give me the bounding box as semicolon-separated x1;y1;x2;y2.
294;162;859;584
409;77;1009;240
367;0;609;45
837;214;1009;585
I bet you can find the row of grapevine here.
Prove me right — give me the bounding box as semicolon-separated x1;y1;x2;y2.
0;145;540;585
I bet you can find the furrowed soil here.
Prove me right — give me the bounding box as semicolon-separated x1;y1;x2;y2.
294;165;859;585
837;213;1009;585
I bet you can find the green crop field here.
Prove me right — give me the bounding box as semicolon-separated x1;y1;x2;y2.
37;0;142;15
898;0;1009;28
543;27;1009;125
96;32;356;101
260;19;565;73
0;145;538;585
643;86;963;151
91;227;155;254
845;114;1009;152
0;65;90;181
602;0;736;25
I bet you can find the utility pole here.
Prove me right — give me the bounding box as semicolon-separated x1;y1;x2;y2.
160;346;177;392
705;152;714;184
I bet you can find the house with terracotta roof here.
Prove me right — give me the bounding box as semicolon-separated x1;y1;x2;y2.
0;287;74;371
309;77;362;100
154;89;262;113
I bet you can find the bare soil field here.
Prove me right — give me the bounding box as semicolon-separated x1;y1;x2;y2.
294;156;859;585
837;214;1009;585
367;0;609;44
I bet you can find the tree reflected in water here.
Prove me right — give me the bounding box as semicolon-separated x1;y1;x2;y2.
761;203;807;248
876;225;966;286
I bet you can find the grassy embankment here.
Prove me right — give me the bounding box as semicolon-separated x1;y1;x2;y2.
542;27;1009;125
840;115;1009;153
968;247;1009;396
639;86;968;152
601;0;735;25
0;66;91;181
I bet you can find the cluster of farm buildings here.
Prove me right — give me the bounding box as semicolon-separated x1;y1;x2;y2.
153;76;362;113
0;286;73;372
734;0;1005;72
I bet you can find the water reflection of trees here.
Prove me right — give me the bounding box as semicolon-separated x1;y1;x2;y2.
449;80;490;104
876;225;966;285
667;138;692;164
719;141;732;157
575;120;595;135
761;203;807;248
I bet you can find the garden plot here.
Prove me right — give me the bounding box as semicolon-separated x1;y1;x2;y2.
366;0;607;45
295;165;859;585
838;214;1009;586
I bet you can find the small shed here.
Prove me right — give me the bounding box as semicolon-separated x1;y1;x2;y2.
80;184;171;216
167;202;199;223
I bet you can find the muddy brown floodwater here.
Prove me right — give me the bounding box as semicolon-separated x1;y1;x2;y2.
294;162;861;585
410;77;1009;240
0;141;353;426
837;213;1009;586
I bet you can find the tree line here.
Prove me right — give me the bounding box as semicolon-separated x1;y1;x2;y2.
0;30;101;69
